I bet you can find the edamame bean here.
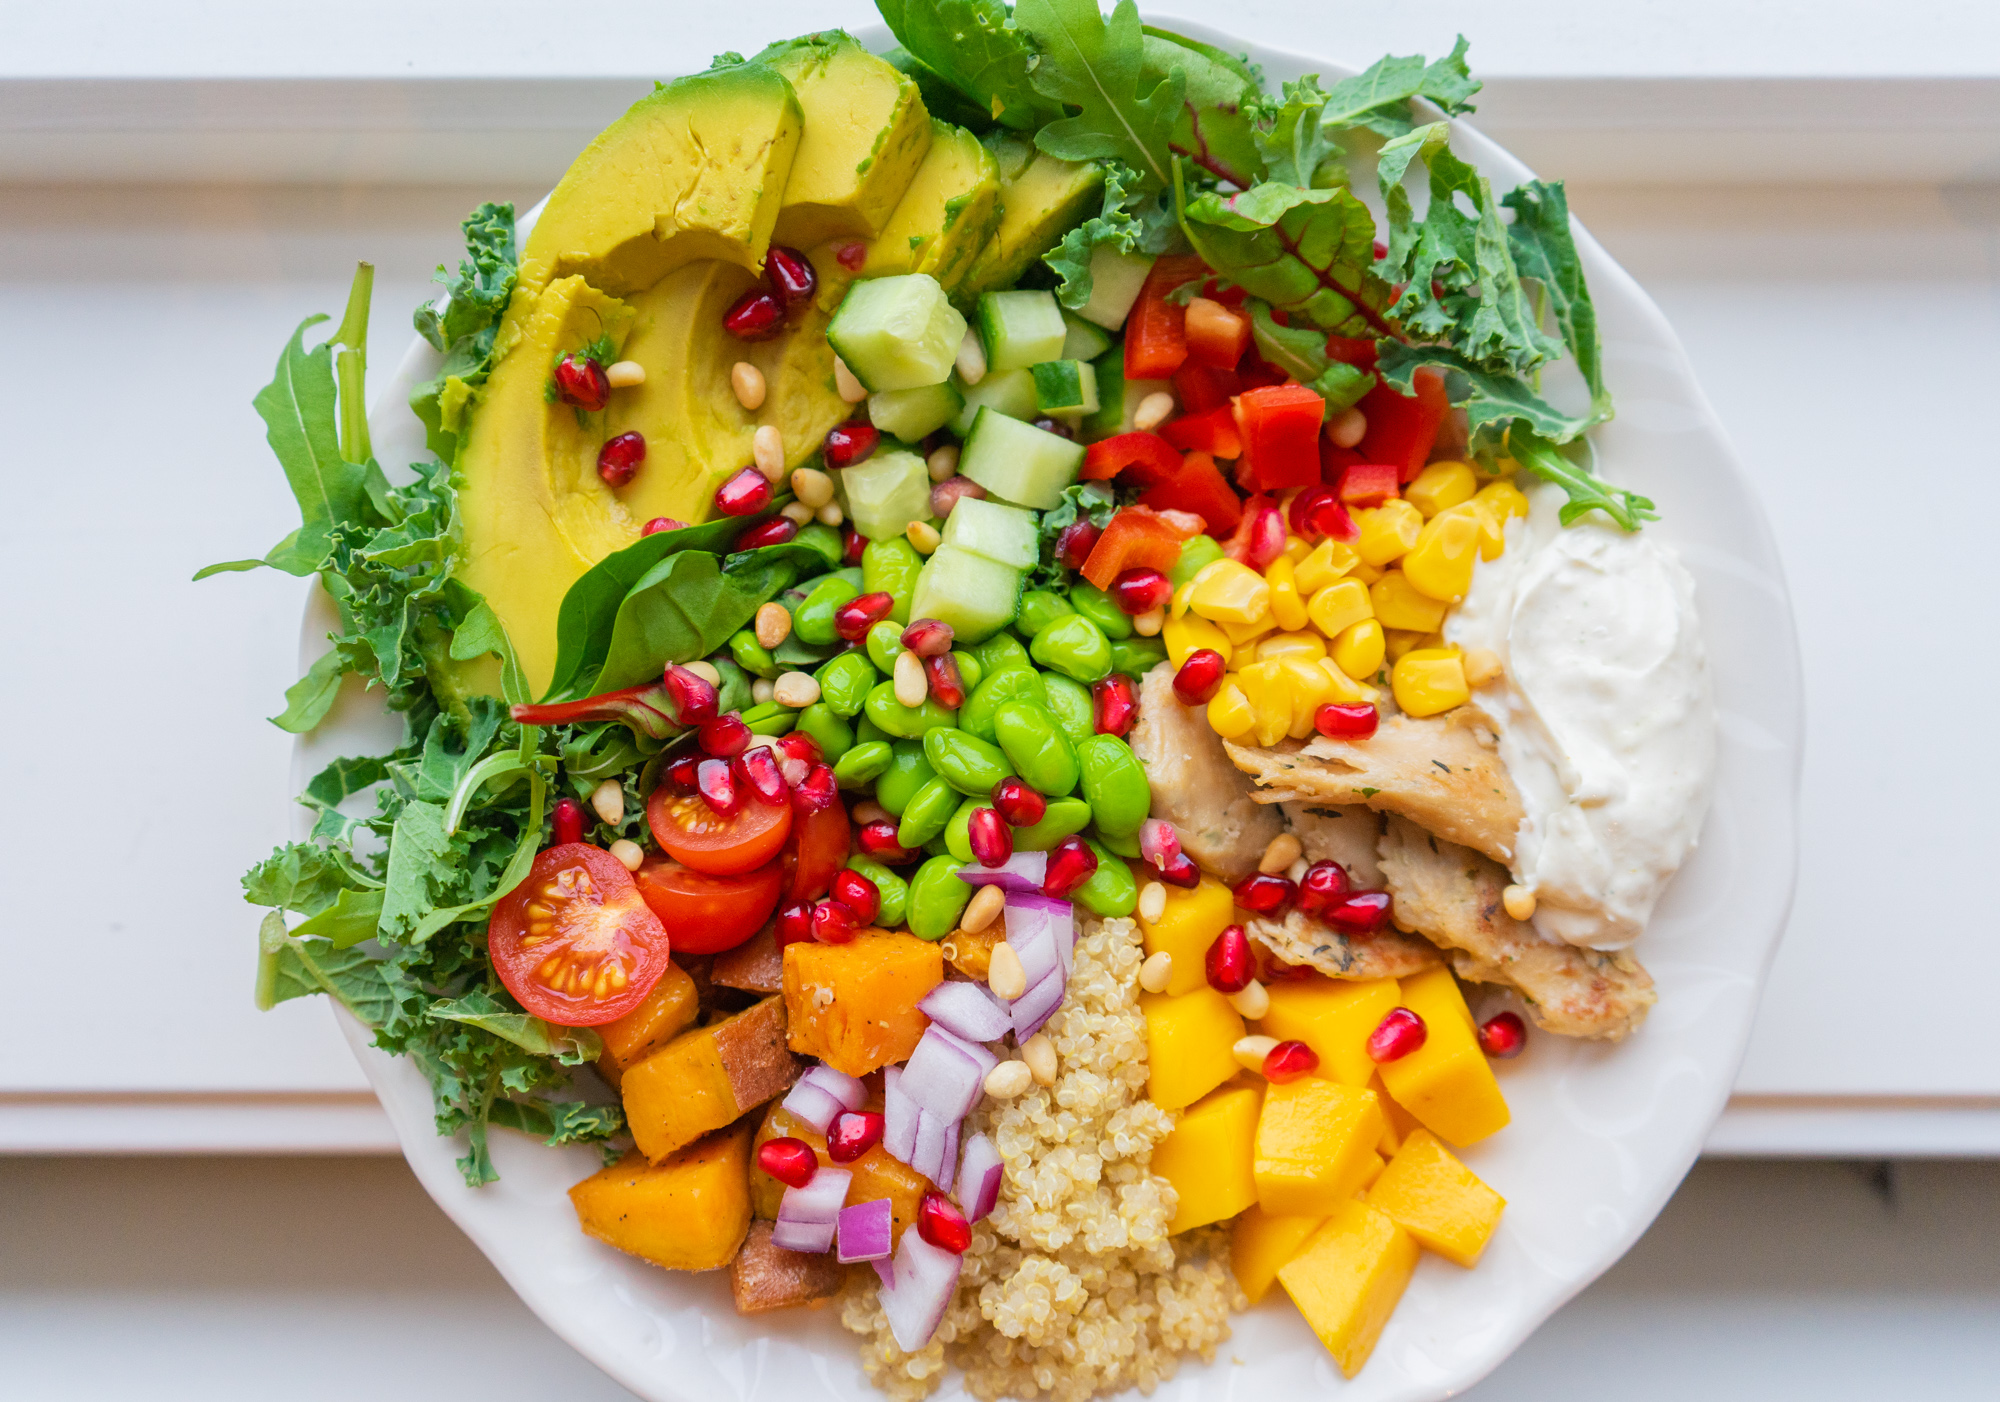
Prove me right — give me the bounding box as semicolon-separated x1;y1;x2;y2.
832;739;894;790
958;667;1047;743
972;631;1033;679
951;649;983;694
897;775;960;849
815;650;879;717
794;521;845;570
923;726;1016;796
854;711;888;746
740;701;798;735
1040;672;1094;743
1168;534;1226;587
1068;581;1133;640
944;796;982;864
1076;734;1149;836
1097;825;1142;859
1070;838;1137;917
1009;796;1092;851
729;629;781;679
864;679;957;738
1030;612;1112;683
862;536;924;624
795;703;853;761
847;855;909;928
831;566;866;590
793;575;861;646
992;700;1080;796
1015;589;1077;638
875;740;936;815
1110;637;1168;679
906;854;973;940
865;618;906;675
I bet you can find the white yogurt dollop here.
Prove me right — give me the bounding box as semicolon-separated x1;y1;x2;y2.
1445;480;1716;950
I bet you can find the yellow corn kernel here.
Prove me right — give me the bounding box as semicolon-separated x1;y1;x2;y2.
1353;500;1424;567
1392;648;1470;717
1264;555;1310;632
1383;628;1426;664
1187;559;1273;623
1207;682;1255;739
1331;619;1385;681
1257;630;1327;664
1461;646;1503;687
1305;577;1373;640
1349;560;1384;586
1218;613;1278;649
1401;509;1482;603
1283;533;1313;564
1236;661;1293;747
1280;657;1338;739
1475;478;1530;523
1405;461;1477;518
1164;612;1233;669
1294;537;1360;595
1169;572;1203;621
1439;499;1504;561
1369;570;1448;633
1315;655;1379;704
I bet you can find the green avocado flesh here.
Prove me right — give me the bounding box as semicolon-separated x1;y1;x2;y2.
958;150;1105;297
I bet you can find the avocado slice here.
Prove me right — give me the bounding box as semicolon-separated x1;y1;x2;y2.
755;32;933;249
859;120;1002;292
520;62;802;298
957;152;1104;298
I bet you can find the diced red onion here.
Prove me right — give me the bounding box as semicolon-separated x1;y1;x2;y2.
884;1066;917;1164
772;1166;851;1253
927;1024;999;1079
913;1107;960;1188
1005;893;1075;975
876;1222;964;1351
837;1197;894;1263
1006;914;1061;991
802;1063;868;1111
779;1081;842;1135
958;1132;1003;1223
901;1027;986;1120
1011;965;1067;1041
918;980;1012;1044
956;852;1048;891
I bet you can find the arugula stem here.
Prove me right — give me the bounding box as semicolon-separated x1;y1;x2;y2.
333;261;374;465
1510;429;1656;531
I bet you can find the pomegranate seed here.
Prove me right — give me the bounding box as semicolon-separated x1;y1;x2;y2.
930;475;985;518
698;713;751;757
1108;567;1173;615
779;755;810;788
1367;1007;1427;1063
552;353;610;411
1204;924;1254;993
775;901;814;948
765;244;817;309
1250;504;1289;570
1042;835;1098;898
596;431;646;487
1233;871;1297;915
811;897;859;944
1479;1010;1528;1059
775;732;823;768
724;288;784;340
757;1136;819;1188
1311;495;1358;542
1032;416;1076;440
857;819;916;864
735;747;787;805
642;516;684;536
924;653;965;709
1262;1039;1320;1083
832;868;881;925
662;664;719;726
842;528;868;566
663;754;701;794
969;807;1013;867
1055;521;1101;571
1092;673;1138;737
835;241;867;271
697;757;740;816
990;778;1046;829
901;618;955;657
1156;851;1201;888
1287;486;1335;539
735;515;798;550
552;796;586;846
1327;889;1391;934
1137;820;1179;871
835;591;895;643
824;421;879;469
1172;648;1227;706
827;1109;884;1163
790;763;840;816
1373;239;1389;261
715;466;772;516
917;1190;971;1252
1296;860;1351;917
1315;703;1380;739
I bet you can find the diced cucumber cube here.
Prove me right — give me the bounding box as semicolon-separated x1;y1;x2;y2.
1082;344;1125;439
959;406;1085;510
1031;359;1099;416
838;448;934;542
909;544;1023;642
828;274;966;391
1060;311;1113;363
941;497;1039;570
976;289;1066;372
1078;247;1155;331
948;366;1037;437
868;381;964;442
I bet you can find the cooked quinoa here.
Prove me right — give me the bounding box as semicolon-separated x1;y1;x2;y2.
841;917;1248;1401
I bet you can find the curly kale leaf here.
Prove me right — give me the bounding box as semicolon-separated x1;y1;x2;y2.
410;202;518;461
1251;39;1478;188
1043;160;1180;311
1030;481;1118;590
1503;179;1611;424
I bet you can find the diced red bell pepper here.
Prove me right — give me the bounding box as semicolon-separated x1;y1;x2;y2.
1160;406;1243;459
1080;506;1202;591
1233;383;1326;492
1325;336;1379;368
1172;362;1241;415
1136;450;1243;537
1356;367;1449;483
1336;461;1401;508
1184;297;1251;369
1320;440;1363;483
1082;431;1182;486
1125;255;1208;381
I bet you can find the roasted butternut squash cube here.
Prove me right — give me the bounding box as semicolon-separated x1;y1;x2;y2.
751;1104;930;1248
622;995;799;1161
783;930;942;1076
1278;1200;1419;1378
1254;1076;1385;1216
940;924;1002;980
1230;1203;1325;1305
1137;876;1236;996
569;1121;753;1271
730;1219;843;1314
1367;1128;1506;1267
1140;987;1244;1111
595;960;699;1088
1257;974;1401;1088
712;926;785;993
1375;967;1510;1147
1151;1083;1261;1234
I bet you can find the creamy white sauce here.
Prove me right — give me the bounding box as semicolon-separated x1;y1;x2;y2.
1445;480;1716;949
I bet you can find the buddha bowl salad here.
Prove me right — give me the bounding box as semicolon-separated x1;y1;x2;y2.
211;0;1715;1394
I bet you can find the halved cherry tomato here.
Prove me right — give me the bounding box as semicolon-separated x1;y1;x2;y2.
487;843;671;1027
786;799;852;904
633;855;784;955
647;779;791;876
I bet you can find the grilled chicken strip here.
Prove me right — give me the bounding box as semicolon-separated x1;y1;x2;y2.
1279;802;1384;889
1131;663;1283;882
1247;907;1445;982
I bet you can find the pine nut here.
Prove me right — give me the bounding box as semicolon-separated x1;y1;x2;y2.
590;779;625;826
772;671;821;708
751;678;775;705
956;328;987;385
816;502;844;527
984;1059;1034;1098
730;360;765;410
1020;1033;1058;1086
781;501;815;525
1503;884;1537;922
608;838;645;871
906;520;941;554
1227;979;1270;1020
988;941;1028;1000
851;800;888;826
684;660;721;686
926;443;960;482
754;601;792;649
1259;833;1303;874
1133;391;1175;432
1463;647;1504;687
1326;406;1367;449
791;467;835;509
752;424;785;482
834;355;868;404
605;360;645;388
1138;949;1173;993
961;883;1006;934
893;650;927;707
1232;1034;1278;1072
1131;607;1165;637
1137;882;1167;923
1288;857;1309;882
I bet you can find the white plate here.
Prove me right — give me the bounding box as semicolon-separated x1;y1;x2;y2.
296;17;1803;1400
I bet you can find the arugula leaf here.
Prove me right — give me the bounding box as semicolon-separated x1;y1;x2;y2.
1017;0;1185;194
874;0;1061;130
1502;180;1610;422
270;645;350;734
244;314;370;577
1243;300;1373;412
291;888;388;948
1508;429;1656;531
1043;160;1179;310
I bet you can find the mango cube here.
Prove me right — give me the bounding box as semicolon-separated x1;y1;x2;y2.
1369;569;1449;632
1141;988;1245;1110
1278;1201;1420;1378
1376;966;1510;1146
1138;876;1235;997
1152;1083;1262;1233
569;1121;753;1272
1371;1072;1424;1151
1258;974;1403;1088
1254;1076;1385;1216
1391;648;1470;717
1367;1128;1506;1267
1231;1203;1325;1304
